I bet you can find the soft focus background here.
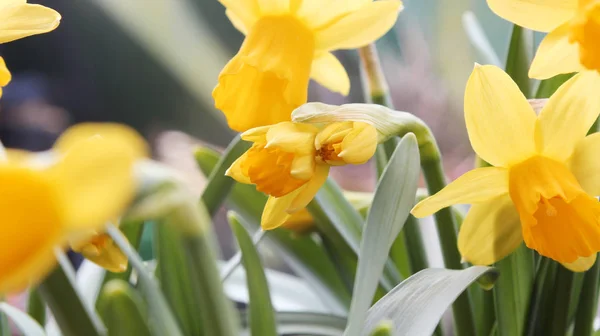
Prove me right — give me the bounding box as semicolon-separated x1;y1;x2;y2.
1;0;526;282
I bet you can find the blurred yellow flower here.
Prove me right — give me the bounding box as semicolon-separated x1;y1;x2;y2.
213;0;403;131
487;0;599;79
71;232;128;273
0;123;146;293
0;0;61;43
0;57;11;99
412;65;600;272
227;121;377;229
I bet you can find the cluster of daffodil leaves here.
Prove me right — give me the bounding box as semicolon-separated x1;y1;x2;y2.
4;0;600;336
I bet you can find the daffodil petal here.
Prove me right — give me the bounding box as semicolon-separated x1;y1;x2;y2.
71;233;128;273
486;0;577;33
265;122;318;155
51;124;147;229
570;133;600;196
219;0;260;31
529;23;583;80
257;0;289;14
464;65;537;167
0;57;11;87
339;123;378;165
225;9;248;35
261;189;303;230
240;125;271;142
290;154;315;180
310;52;350;96
54;123;148;157
314;0;402;51
225;154;251;184
289;164;329;212
561;254;597;272
0;2;61;43
411;167;509;218
458;195;522;265
537;71;600;161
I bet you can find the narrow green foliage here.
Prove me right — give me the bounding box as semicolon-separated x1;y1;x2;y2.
0;303;45;336
573;255;600;336
103;219;146;285
97;280;152;336
505;25;533;97
535;74;575;98
26;288;46;326
402;215;429;274
549;266;574;336
229;213;278;336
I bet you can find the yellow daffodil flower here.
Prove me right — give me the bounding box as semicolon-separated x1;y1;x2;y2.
411;65;600;272
213;0;403;131
71;232;128;273
0;0;61;43
487;0;600;79
227;121;377;229
0;123;146;293
0;57;11;99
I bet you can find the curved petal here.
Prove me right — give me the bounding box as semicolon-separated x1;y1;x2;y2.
569;133;600;196
265;122;319;155
0;57;11;87
225;9;248;35
261;188;303;230
295;0;373;30
537;71;600;161
458;195;522;265
225;154;251;184
71;232;128;273
51;124;147;229
487;0;577;33
289;164;330;212
464;65;537;167
314;0;403;51
338;123;378;164
561;254;597;272
310;52;350;96
411;167;509;218
0;2;61;43
529;23;583;80
219;0;260;31
290;154;316;180
257;0;289;15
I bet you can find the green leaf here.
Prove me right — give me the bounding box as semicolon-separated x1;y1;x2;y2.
535;74;575;99
0;303;45;336
27;288;46;326
97;279;152;336
0;306;9;336
106;225;184;336
345;134;420;336
573;254;600;336
229;213;278;336
505;25;533;97
153;218;203;336
38;253;106;336
103;219;146;285
240;311;346;336
200;135;251;215
493;244;535;336
363;267;499;335
369;321;394;336
461;11;502;67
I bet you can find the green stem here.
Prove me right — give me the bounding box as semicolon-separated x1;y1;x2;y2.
549;266;574;336
573;255;600;336
403;215;429;273
27;288;46;326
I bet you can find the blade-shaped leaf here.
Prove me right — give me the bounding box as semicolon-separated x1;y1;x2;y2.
97;280;152;336
229;212;277;336
344;134;420;336
362;267;498;335
240;311;346;336
462;11;502;67
505;25;533;97
0;303;45;336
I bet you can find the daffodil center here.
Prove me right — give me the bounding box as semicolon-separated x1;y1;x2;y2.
0;167;63;283
570;1;600;71
242;144;309;197
213;16;315;131
509;156;600;263
316;143;344;165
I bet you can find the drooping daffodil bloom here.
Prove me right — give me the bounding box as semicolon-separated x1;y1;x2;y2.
213;0;403;132
0;123;146;293
487;0;600;79
412;65;600;272
227;121;377;229
0;0;61;43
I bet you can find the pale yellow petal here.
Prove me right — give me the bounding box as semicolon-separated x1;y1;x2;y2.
289;164;330;212
262;189;302;230
458;195;522;265
338;122;377;164
464;65;537;167
561;254;597;272
225;9;248;35
225;154;251;184
487;0;577;33
411;167;509;218
310;52;350;96
315;122;352;149
219;0;259;31
529;23;583;80
51;124;147;229
240;125;271;142
0;2;61;43
569;133;600;196
265;122;319;155
0;57;11;87
290;155;315;180
314;0;402;51
257;0;289;14
536;71;600;161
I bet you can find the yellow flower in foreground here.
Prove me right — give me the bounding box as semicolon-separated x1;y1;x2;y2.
0;0;61;43
213;0;403;131
412;65;600;272
227;121;377;229
0;57;11;99
487;0;600;79
0;123;146;293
